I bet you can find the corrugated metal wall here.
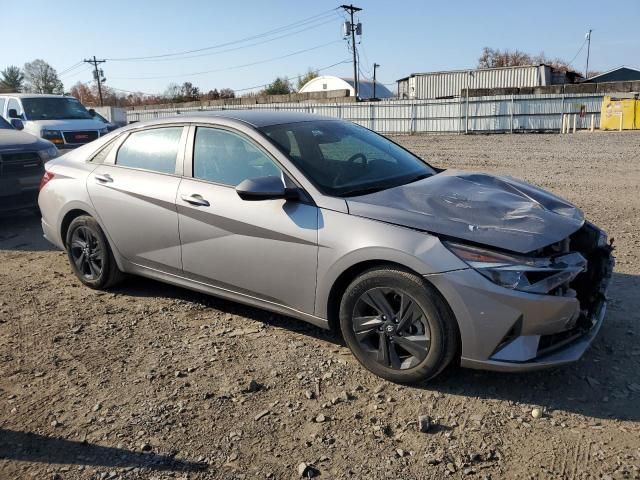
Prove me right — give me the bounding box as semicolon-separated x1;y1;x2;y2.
399;65;551;99
126;93;604;134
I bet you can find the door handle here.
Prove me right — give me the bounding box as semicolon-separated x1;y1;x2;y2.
181;194;210;207
95;173;113;183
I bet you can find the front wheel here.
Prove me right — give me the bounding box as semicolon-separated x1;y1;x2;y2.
339;267;458;384
65;215;123;289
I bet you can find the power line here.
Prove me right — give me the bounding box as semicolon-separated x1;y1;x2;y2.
122;17;338;63
59;64;93;79
233;59;351;92
567;37;588;67
106;8;339;61
110;40;342;80
58;61;85;77
109;59;350;97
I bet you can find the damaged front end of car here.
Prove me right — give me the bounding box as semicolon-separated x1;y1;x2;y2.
434;222;614;371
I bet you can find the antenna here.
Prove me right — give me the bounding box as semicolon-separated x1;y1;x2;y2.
585;29;592;79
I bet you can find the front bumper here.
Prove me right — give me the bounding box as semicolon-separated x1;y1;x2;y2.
428;243;614;372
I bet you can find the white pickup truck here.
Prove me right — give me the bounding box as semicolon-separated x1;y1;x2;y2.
0;94;108;148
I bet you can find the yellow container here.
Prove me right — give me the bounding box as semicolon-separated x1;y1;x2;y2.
600;96;639;130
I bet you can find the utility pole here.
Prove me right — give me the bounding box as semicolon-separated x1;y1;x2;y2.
341;4;362;100
373;63;380;99
83;56;106;106
585;29;592;79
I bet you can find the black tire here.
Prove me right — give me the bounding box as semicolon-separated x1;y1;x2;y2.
339;267;458;384
65;215;124;289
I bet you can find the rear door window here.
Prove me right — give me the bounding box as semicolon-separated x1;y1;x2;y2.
116;127;183;174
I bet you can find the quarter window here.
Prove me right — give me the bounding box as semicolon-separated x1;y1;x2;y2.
193;127;281;186
116;127;183;174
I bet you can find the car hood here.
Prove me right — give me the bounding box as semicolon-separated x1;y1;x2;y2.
345;170;584;254
0;129;50;151
25;118;105;130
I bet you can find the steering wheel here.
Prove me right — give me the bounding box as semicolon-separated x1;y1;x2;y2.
334;153;368;186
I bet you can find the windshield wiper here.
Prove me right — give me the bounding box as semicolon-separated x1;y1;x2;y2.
339;185;390;197
405;172;433;184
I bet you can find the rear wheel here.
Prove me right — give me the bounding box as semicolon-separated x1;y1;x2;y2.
339;267;458;383
65;215;123;289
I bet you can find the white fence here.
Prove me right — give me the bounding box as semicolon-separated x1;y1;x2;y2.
126;93;605;134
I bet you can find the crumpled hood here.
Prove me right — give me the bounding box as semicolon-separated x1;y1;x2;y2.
346;170;584;254
0;129;51;150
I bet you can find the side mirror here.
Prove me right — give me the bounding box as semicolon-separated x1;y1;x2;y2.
88;108;96;117
10;118;24;130
8;108;19;119
236;175;294;201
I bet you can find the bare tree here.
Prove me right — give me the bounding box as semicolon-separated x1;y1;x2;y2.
23;59;63;94
296;68;319;91
219;88;235;99
477;47;576;73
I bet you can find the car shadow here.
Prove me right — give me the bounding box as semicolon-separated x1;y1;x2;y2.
111;271;640;423
0;210;54;252
0;429;208;471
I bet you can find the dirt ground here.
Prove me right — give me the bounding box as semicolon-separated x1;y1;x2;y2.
1;131;639;480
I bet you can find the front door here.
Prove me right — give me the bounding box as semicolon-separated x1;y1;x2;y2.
177;126;318;314
87;125;186;273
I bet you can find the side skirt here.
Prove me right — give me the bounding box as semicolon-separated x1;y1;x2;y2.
124;261;330;330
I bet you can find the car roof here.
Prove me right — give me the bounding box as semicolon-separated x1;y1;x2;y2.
0;93;74;99
130;110;340;129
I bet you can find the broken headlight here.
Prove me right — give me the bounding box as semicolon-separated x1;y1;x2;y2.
444;241;587;294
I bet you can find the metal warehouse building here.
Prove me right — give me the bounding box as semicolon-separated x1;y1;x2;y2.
397;65;581;100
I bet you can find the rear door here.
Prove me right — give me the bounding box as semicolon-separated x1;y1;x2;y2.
177;125;319;314
87;125;187;273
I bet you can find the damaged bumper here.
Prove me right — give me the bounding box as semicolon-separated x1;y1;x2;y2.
429;224;615;373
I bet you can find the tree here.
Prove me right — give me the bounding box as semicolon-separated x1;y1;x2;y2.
164;82;184;103
205;88;220;100
477;47;576;74
296;68;319;91
219;88;235;99
181;82;200;102
69;81;96;105
0;66;25;93
262;77;292;95
23;59;64;94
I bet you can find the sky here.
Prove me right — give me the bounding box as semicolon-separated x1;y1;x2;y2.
3;0;639;96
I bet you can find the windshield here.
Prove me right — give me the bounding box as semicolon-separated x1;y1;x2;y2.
0;116;12;129
260;120;435;197
22;97;93;121
93;111;109;123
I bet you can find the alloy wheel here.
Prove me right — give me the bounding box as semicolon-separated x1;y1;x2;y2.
351;287;431;370
70;226;104;281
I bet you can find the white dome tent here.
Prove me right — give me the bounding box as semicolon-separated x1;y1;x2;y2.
298;75;393;100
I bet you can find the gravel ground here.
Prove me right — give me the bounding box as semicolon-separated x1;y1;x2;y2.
1;131;639;480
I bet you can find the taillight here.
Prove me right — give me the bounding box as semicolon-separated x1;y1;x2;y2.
39;170;55;191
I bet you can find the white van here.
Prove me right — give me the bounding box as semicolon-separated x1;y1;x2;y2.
0;94;108;148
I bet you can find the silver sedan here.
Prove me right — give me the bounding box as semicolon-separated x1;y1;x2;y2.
38;111;614;383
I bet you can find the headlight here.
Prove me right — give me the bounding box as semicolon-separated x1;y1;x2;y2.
444;241;587;294
98;127;108;135
38;146;59;161
41;129;64;145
